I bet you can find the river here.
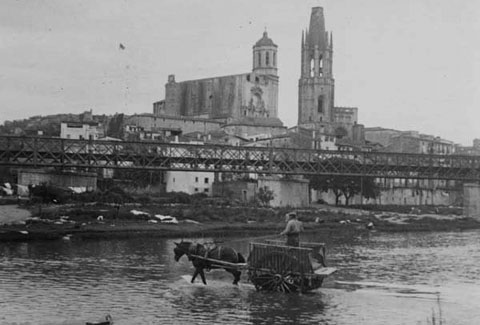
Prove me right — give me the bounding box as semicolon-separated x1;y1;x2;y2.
0;229;479;324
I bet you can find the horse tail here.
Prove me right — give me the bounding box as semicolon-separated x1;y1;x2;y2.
237;252;246;264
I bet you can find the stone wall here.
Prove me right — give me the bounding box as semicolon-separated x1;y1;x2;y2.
464;183;480;218
125;114;223;135
258;176;309;207
314;187;460;206
213;176;310;207
18;169;97;191
211;180;257;203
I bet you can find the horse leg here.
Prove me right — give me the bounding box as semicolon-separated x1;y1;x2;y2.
191;268;199;283
226;268;241;285
199;268;207;285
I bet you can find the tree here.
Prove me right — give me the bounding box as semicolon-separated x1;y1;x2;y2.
309;174;378;206
107;114;124;139
257;186;275;206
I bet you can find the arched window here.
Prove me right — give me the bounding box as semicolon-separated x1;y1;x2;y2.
273;52;276;66
319;56;324;77
266;52;270;66
318;95;324;113
258;52;261;67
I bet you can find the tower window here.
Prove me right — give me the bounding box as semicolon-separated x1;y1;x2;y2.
266;52;269;66
273;52;276;66
318;95;324;113
319;57;324;77
258;52;261;67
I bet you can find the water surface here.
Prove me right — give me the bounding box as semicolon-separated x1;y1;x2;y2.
0;230;479;324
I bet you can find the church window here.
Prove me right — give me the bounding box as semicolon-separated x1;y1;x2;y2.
273;52;276;66
319;56;324;77
310;59;314;77
258;52;261;67
266;52;270;66
318;95;324;113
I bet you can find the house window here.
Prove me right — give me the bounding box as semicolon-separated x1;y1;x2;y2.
173;178;175;183
204;178;209;184
195;188;199;192
266;52;269;65
204;188;209;193
195;177;198;183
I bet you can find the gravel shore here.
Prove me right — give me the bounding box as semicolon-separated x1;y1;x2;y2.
1;203;479;242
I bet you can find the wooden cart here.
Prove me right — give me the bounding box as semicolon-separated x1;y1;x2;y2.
184;239;336;293
246;240;336;293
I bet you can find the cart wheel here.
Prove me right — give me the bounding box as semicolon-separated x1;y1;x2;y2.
248;252;301;293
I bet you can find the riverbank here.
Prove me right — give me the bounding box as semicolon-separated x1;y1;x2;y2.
1;202;479;242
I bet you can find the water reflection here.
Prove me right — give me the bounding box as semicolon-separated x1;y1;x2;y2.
0;231;479;324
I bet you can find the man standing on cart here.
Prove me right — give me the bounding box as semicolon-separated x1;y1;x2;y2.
280;212;304;247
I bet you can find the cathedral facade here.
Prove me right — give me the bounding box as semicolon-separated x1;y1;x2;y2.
161;32;279;123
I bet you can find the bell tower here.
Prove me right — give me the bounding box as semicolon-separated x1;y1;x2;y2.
253;30;278;76
298;7;334;126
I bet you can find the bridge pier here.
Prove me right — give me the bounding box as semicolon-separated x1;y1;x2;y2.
464;183;480;219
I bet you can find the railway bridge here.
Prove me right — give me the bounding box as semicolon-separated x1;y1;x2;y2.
0;136;479;181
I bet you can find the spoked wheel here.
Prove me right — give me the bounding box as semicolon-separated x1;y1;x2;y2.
248;252;302;293
251;272;302;293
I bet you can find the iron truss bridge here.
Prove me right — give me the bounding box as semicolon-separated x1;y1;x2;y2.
0;135;479;181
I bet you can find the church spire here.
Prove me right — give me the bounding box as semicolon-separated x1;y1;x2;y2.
308;7;327;50
298;7;335;126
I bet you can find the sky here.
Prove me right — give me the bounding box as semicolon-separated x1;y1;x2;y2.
0;0;479;145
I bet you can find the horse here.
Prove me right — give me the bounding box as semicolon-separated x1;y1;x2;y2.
173;241;245;285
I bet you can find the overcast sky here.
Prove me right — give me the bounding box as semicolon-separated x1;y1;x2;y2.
0;0;479;145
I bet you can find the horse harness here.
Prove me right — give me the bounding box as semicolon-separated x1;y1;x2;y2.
187;243;222;260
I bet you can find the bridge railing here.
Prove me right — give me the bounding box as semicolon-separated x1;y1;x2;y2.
0;135;479;180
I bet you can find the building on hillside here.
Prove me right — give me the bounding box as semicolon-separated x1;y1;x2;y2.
364;127;402;148
297;7;360;141
386;133;455;154
151;31;283;141
365;127;455;154
221;116;286;139
165;171;214;196
124;114;222;139
153;100;165;115
454;139;480;155
60;121;102;140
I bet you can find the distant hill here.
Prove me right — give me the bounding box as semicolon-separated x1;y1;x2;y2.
0;111;124;138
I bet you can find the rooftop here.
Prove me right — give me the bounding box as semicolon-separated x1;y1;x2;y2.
254;31;277;48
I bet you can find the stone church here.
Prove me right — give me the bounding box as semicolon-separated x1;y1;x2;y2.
155;31;284;139
298;7;360;141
